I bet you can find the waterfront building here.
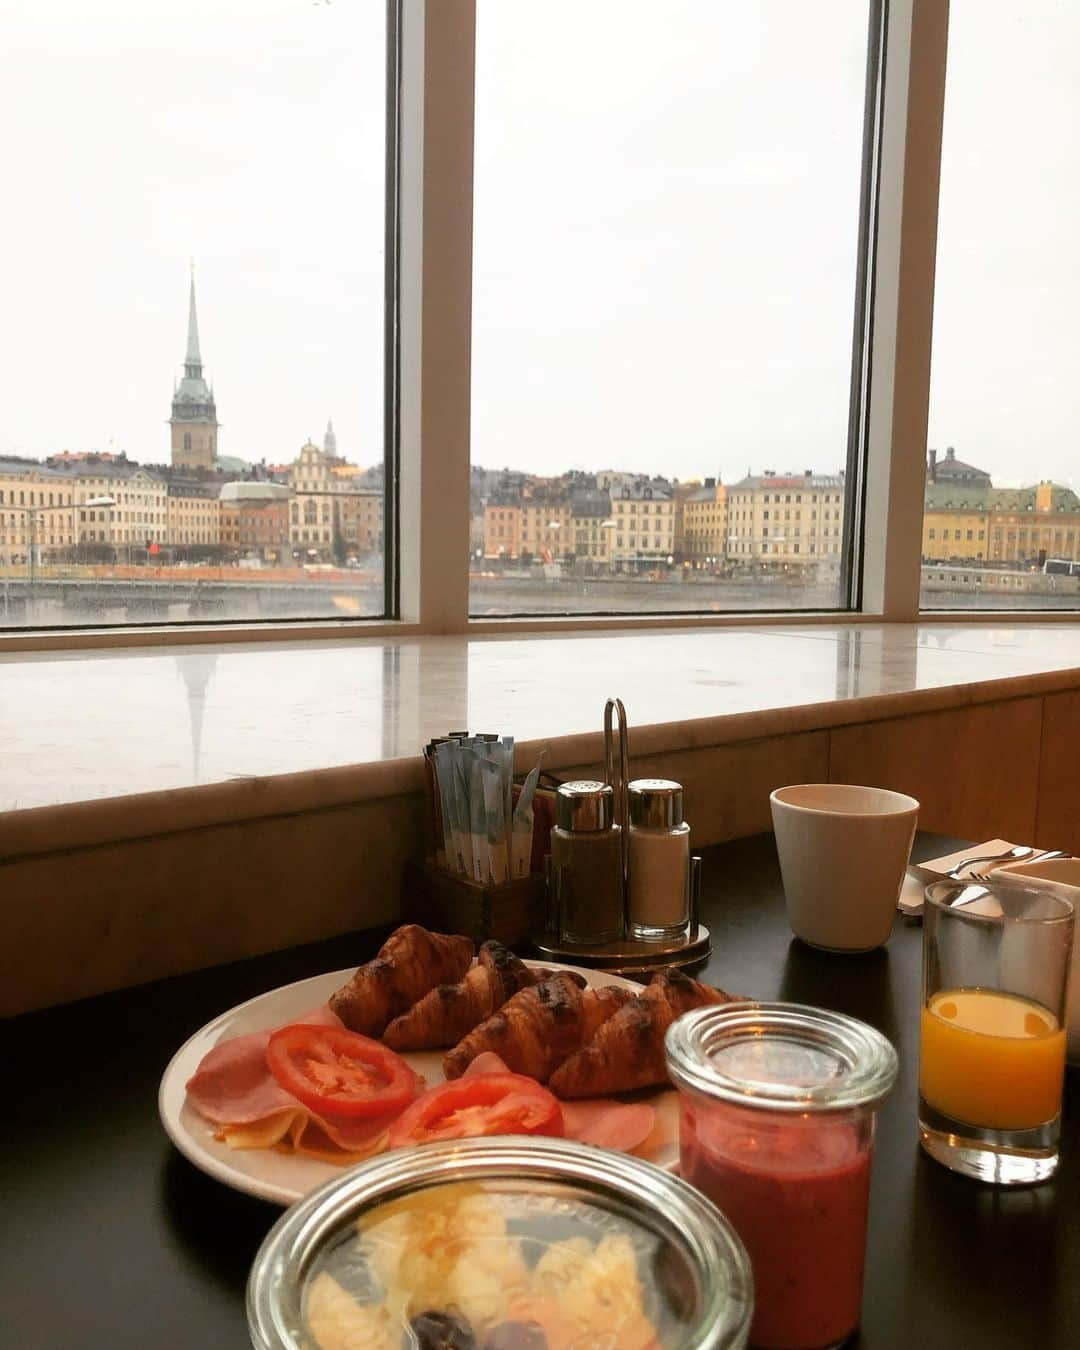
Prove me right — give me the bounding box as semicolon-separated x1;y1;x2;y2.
570;492;613;565
726;470;845;569
483;495;522;560
0;458;77;563
219;480;291;562
679;477;728;567
609;478;676;571
166;478;222;557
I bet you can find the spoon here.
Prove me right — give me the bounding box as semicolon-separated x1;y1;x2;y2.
945;845;1038;878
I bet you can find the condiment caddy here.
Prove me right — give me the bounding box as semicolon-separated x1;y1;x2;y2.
534;697;712;975
406;730;548;946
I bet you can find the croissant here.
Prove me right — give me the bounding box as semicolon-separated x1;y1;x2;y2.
328;925;474;1037
547;969;742;1098
442;972;633;1083
383;940;546;1051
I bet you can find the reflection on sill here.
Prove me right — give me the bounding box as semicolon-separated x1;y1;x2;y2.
2;621;1079;817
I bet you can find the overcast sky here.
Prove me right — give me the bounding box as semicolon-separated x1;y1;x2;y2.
1;1;1076;489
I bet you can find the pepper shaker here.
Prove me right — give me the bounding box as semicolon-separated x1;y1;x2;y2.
627;778;690;941
550;780;625;945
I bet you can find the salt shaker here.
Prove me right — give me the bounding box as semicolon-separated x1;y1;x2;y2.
628;778;690;941
550;781;624;945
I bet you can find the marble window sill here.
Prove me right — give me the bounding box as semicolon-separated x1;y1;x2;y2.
2;621;1079;861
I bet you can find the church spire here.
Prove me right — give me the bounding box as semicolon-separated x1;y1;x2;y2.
185;261;202;376
324;418;337;455
171;262;218;470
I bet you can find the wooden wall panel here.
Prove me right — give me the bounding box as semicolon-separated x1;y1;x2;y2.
828;699;1042;845
1035;690;1080;854
0;792;423;1017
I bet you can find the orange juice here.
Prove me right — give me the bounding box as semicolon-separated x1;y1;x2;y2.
920;988;1066;1130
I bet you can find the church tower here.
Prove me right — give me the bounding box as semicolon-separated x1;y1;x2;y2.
323;419;337;456
170;267;219;470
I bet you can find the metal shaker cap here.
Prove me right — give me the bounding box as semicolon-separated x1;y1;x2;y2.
629;778;684;828
556;780;615;831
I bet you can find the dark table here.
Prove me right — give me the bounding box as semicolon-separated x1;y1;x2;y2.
2;832;1077;1349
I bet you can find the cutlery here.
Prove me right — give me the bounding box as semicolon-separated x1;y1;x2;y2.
906;846;1038;888
967;849;1070;881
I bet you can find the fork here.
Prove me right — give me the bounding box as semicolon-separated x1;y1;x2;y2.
965;848;1070;882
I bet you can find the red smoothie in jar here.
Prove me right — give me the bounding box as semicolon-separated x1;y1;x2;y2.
681;1099;871;1348
665;1004;897;1350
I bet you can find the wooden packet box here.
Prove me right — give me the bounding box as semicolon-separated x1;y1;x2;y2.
403;856;547;948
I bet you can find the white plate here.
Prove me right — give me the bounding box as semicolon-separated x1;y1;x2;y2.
159;961;678;1206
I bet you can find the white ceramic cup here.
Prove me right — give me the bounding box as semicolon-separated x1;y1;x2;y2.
770;784;920;952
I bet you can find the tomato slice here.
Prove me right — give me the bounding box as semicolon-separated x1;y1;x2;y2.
388;1072;564;1149
266;1024;418;1122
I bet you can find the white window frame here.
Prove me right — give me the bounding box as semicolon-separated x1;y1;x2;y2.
2;0;1074;654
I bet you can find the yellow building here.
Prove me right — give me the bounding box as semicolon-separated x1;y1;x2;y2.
570;494;613;564
166;479;221;554
289;439;340;561
922;487;989;562
726;472;844;568
679;478;727;566
923;479;1080;566
0;457;77;562
519;489;572;561
609;479;676;570
338;488;384;556
987;483;1080;566
483;498;522;559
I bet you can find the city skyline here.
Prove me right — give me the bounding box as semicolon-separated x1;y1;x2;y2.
0;2;1075;489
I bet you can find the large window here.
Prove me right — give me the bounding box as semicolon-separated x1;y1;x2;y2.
468;1;874;616
0;0;389;630
921;1;1080;610
1;1;1074;644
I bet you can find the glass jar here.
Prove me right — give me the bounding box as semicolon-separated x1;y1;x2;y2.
549;779;624;944
666;1002;898;1350
628;778;690;941
248;1136;754;1350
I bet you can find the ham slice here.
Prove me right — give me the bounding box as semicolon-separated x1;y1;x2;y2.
184;1006;403;1162
463;1052;656;1155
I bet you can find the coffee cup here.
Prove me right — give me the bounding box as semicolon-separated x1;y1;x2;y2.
770;784;919;952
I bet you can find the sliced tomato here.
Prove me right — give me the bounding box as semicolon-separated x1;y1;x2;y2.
388;1072;564;1149
266;1024;418;1122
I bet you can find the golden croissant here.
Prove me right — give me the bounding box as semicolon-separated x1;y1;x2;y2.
383;940;546;1051
548;969;742;1098
328;924;474;1037
442;971;633;1083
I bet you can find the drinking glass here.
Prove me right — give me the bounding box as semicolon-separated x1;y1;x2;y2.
920;878;1074;1185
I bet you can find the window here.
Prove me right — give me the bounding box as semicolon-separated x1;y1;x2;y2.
469;0;873;614
1;3;1072;648
1;0;388;628
921;0;1078;611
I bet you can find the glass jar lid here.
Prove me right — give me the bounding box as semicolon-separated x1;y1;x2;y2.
666;1001;898;1113
248;1136;753;1350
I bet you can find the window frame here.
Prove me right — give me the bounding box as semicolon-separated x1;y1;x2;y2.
2;0;1075;655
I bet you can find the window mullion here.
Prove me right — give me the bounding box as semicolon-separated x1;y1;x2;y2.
861;0;950;620
403;0;475;634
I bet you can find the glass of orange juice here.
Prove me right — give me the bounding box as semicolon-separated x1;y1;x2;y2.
920;878;1074;1185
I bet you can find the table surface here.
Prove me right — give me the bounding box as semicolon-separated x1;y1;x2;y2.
3;831;1077;1350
